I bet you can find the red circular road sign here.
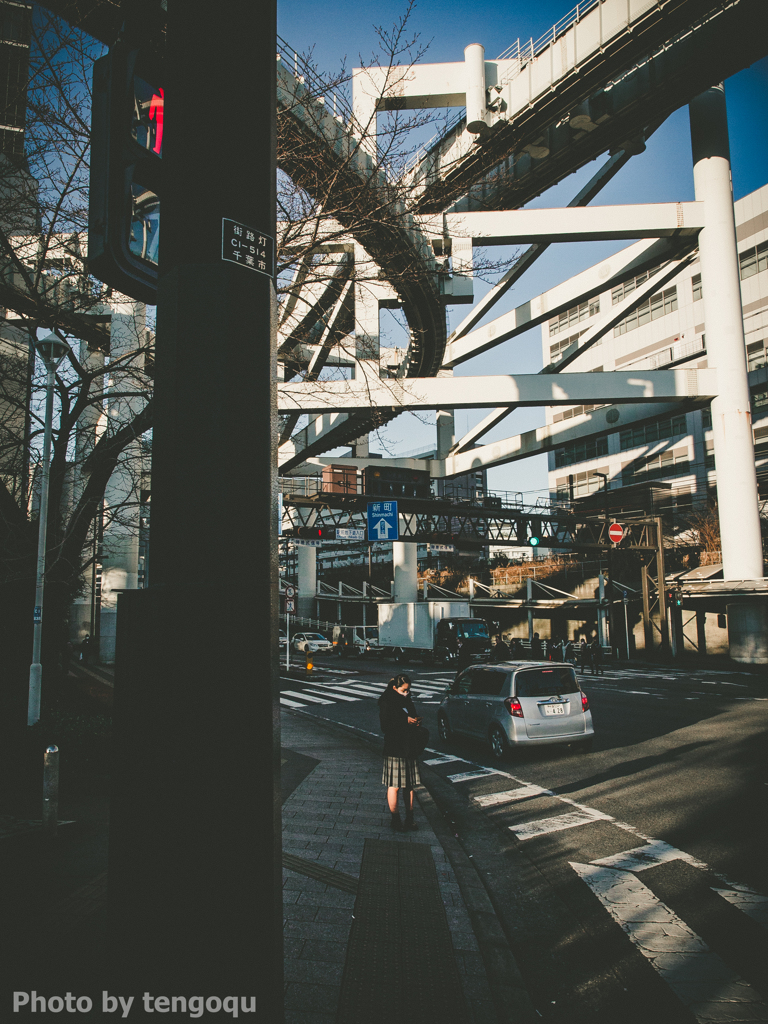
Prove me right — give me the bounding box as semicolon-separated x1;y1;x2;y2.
609;523;624;544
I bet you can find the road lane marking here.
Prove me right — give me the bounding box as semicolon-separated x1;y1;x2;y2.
280;690;335;705
448;769;506;783
473;784;553;807
423;755;465;765
510;808;612;839
571;863;768;1022
591;839;705;873
712;888;768;930
300;681;370;698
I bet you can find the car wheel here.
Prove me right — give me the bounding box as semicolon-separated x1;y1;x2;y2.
437;714;452;743
489;725;509;762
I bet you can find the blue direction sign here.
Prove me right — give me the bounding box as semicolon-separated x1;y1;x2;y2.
367;501;399;542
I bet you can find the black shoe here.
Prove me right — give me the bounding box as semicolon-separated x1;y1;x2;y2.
390;812;404;831
404;812;418;831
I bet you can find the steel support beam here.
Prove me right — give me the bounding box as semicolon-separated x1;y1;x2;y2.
280;368;717;415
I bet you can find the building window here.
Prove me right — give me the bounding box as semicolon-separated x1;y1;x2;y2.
747;339;766;373
619;414;687;452
552;403;606;424
739;240;768;281
611;264;665;305
548;298;600;336
752;389;768;411
621;447;690;485
554;435;609;469
705;438;715;469
555;466;609;501
549;331;582;361
702;407;712;429
692;274;702;301
613;286;678;337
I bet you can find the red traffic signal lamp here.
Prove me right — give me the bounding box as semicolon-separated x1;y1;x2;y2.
88;7;163;303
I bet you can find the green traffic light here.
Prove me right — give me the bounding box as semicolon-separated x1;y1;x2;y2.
529;535;540;546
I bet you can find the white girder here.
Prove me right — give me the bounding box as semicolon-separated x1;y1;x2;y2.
279;367;717;414
422;202;704;247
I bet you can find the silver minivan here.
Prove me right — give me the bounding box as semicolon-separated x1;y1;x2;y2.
437;661;594;759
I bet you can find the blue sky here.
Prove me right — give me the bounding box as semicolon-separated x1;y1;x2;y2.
278;1;768;497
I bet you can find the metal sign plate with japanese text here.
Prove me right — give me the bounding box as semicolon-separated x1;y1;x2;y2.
222;218;274;277
367;501;399;542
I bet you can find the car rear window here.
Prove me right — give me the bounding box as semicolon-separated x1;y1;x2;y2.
470;669;509;696
514;668;578;697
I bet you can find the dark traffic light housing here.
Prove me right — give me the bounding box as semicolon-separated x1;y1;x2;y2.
88;13;163;304
294;527;336;540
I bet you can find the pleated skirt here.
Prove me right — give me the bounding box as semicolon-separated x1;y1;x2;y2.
381;756;421;788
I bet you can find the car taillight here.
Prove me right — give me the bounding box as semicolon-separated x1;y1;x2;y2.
581;692;589;713
504;697;524;718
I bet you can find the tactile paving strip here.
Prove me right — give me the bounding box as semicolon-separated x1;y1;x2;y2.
336;839;469;1024
282;851;359;894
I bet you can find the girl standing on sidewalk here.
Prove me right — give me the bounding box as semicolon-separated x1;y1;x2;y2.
379;674;421;832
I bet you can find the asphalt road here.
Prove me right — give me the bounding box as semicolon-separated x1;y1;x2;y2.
280;654;768;1023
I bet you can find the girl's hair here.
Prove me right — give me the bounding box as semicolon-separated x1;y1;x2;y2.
388;674;411;691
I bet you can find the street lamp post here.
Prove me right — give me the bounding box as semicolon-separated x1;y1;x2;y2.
593;472;615;659
28;334;69;727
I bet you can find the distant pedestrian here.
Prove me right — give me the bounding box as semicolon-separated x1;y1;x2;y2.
490;636;510;662
564;640;575;665
579;637;591;673
510;637;524;659
379;675;421;832
530;632;543;660
590;637;604;676
80;634;91;665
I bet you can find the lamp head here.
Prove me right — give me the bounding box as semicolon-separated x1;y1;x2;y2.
35;333;69;367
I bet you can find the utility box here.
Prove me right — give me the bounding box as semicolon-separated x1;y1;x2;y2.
322;464;358;495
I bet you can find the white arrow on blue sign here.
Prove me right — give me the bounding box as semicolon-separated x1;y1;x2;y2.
367;501;399;542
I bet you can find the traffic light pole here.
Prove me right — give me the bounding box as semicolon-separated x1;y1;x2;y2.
108;2;281;1014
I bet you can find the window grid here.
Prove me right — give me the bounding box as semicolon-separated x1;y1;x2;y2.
552;403;606;424
611;263;665;305
555;466;609;500
554;435;609;469
747;339;766;373
622;447;690;485
613;286;678;337
619;414;687;452
548;298;600;336
739;240;768;281
692;274;702;302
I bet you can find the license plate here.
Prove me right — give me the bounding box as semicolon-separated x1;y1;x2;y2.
543;704;565;716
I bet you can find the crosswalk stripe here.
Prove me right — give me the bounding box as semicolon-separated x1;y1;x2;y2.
280;697;307;708
472;784;553;807
571;862;768;1022
510;808;612;839
448;769;506;783
303;688;360;702
280;690;334;705
423;755;465;766
308;683;374;698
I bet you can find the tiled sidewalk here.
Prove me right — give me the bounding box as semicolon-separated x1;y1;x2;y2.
281;712;496;1024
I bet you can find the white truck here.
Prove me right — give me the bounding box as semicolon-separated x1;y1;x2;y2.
378;601;492;665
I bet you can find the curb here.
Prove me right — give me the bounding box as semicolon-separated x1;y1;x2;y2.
283;706;538;1023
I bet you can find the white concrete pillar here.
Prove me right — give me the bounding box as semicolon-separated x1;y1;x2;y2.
689;86;763;581
297;543;317;620
393;540;418;603
690;85;765;664
464;44;487;136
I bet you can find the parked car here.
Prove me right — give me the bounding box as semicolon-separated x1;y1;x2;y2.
279;630;288;650
292;632;332;654
437;661;594;760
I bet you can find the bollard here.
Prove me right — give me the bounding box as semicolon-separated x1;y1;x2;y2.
43;744;59;835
